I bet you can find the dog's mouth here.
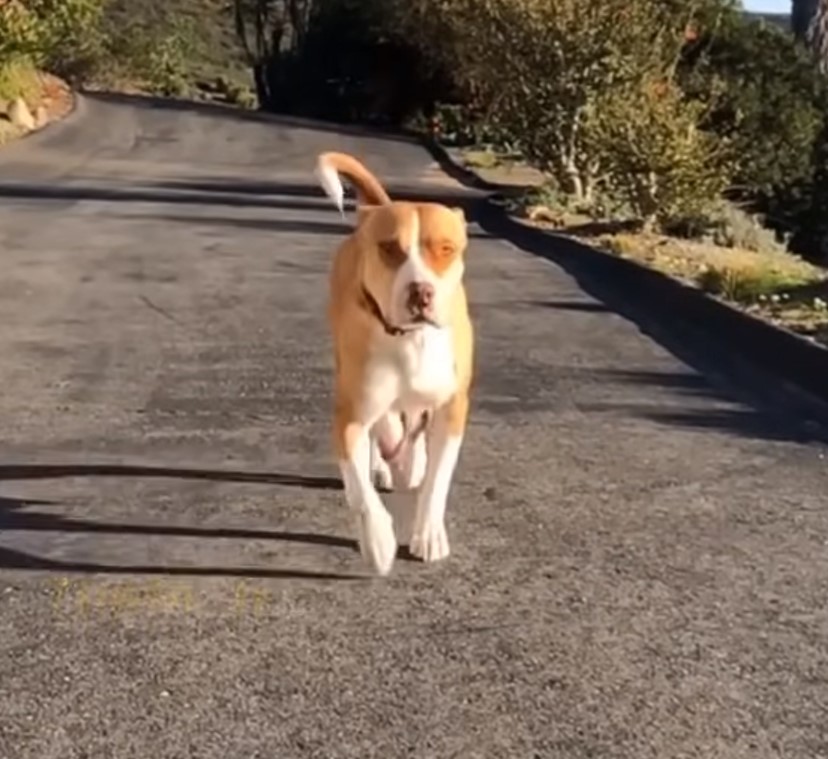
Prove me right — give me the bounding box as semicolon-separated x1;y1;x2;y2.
405;313;439;329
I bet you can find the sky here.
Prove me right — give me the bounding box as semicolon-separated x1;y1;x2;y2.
742;0;789;12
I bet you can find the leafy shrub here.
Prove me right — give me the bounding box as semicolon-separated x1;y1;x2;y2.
706;204;791;253
0;1;43;62
680;14;826;199
220;80;257;108
594;76;733;230
35;0;108;83
666;201;790;254
0;0;107;82
98;12;201;96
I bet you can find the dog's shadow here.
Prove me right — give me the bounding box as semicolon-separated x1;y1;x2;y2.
0;464;426;576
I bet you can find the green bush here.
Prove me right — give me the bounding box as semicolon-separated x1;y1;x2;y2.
0;0;108;82
680;14;826;199
594;76;733;230
0;59;42;105
94;11;201;96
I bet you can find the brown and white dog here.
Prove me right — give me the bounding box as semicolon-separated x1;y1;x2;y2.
315;151;474;576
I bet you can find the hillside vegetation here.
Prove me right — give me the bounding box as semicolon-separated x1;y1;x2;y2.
0;0;254;115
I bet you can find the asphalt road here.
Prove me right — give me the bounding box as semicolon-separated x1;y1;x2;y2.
1;92;827;759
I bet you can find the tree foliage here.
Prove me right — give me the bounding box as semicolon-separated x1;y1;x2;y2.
680;14;826;198
0;0;107;75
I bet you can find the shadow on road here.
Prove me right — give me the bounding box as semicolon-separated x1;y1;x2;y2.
578;370;828;443
476;228;828;447
125;212;354;236
0;178;492;237
0;479;364;581
0;467;418;578
0;464;342;490
0;545;364;581
0;491;352;549
526;299;610;313
81;90;424;145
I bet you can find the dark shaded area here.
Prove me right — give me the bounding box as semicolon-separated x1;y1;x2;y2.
0;545;364;581
0;177;484;217
528;299;610;313
255;0;457;127
0;505;354;551
574;370;828;443
0;464;342;490
81;91;423;145
486;209;828;444
0;466;428;574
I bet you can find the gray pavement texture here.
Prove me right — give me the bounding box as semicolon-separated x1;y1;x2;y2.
0;92;827;759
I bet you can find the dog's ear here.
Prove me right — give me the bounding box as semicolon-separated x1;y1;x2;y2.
452;207;466;221
356;204;381;227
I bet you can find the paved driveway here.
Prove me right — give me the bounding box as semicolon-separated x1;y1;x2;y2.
0;92;826;758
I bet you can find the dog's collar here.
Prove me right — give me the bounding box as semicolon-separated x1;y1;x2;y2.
360;284;406;337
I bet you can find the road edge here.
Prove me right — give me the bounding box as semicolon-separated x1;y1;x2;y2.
422;135;828;411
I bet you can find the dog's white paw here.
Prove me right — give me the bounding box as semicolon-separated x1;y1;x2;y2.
409;519;450;563
356;508;397;576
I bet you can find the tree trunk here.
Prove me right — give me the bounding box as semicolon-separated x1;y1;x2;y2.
253;63;271;110
792;0;828;74
810;0;828;74
793;0;819;40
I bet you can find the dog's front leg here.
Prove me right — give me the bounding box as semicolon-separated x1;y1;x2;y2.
409;392;468;563
335;407;398;576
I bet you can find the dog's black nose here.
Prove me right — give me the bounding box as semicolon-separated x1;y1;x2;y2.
407;282;435;313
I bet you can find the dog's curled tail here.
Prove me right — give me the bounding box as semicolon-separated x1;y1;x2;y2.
315;151;391;217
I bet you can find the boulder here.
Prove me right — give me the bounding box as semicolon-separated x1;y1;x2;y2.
8;97;35;130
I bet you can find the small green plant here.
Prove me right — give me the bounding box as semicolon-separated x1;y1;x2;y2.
216;76;257;108
144;16;199;97
0;0;108;81
697;266;788;303
0;59;42;105
707;203;790;254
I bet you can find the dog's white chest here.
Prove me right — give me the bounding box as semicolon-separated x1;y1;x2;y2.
393;326;457;405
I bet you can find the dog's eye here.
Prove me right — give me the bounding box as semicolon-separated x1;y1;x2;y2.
432;242;455;259
378;240;406;264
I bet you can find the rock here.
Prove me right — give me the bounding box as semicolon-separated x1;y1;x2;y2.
526;204;564;226
8;98;35;130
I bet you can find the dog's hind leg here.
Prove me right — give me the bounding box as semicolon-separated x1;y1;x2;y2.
370;435;394;492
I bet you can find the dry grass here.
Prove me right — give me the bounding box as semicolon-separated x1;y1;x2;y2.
459;142;828;348
595;231;828;345
597;232;820;294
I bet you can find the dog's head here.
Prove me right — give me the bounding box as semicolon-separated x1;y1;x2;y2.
356;201;468;330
